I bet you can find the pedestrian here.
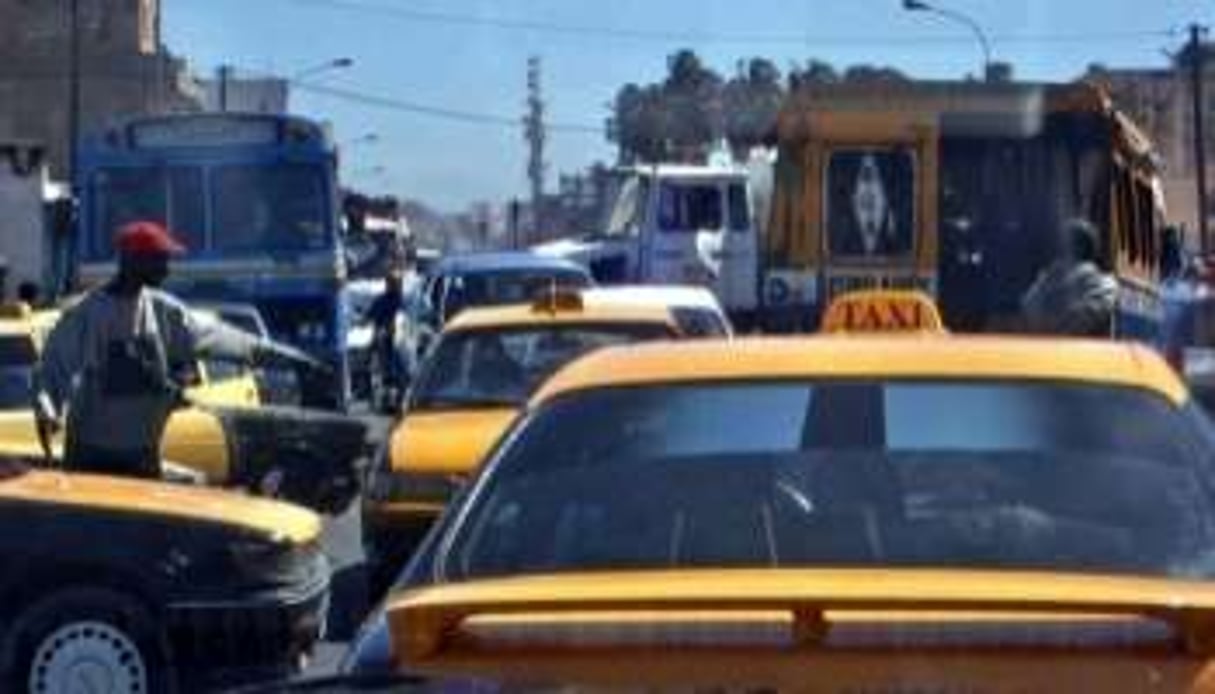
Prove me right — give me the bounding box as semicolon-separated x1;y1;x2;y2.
364;268;409;406
16;281;40;308
32;220;314;478
1021;218;1118;337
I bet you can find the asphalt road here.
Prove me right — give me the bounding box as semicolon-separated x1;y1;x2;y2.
306;410;394;678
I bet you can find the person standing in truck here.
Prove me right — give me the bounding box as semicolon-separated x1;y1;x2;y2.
1021;218;1119;337
32;220;317;478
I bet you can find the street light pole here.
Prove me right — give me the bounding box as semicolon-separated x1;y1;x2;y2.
290;57;355;82
903;0;992;80
1190;24;1210;255
341;133;380;148
67;0;81;186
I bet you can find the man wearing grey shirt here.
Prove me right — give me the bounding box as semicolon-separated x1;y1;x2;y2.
34;221;310;478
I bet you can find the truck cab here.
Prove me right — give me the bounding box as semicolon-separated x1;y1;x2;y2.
536;164;760;326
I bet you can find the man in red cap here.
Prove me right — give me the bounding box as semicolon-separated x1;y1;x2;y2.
32;220;269;478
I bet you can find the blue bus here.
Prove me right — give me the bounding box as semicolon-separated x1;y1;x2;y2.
73;112;350;409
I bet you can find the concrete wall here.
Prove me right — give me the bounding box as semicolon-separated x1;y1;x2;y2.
0;144;51;297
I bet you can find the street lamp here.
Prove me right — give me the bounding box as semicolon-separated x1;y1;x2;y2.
341;133;380;148
903;0;992;80
290;57;355;82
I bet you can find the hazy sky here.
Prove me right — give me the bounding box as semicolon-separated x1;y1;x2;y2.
167;0;1214;211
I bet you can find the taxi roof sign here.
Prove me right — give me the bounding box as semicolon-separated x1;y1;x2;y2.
531;285;584;315
820;290;944;334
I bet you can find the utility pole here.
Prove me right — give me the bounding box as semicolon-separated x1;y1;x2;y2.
218;64;232;112
67;0;81;187
1190;23;1210;254
154;0;164;112
524;56;546;243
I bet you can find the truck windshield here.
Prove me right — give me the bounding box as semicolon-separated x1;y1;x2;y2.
211;164;330;252
91;167;205;256
657;183;723;232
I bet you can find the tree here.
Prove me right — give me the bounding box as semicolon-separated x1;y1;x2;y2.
842;64;909;85
610;50;791;163
723;58;784;149
790;59;839;89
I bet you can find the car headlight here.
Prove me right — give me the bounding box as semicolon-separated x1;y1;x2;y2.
225;536;317;587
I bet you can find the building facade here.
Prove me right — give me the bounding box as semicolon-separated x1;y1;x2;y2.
0;0;200;180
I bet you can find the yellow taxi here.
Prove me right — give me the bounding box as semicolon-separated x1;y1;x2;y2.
343;292;1215;692
362;287;704;591
0;303;256;468
0;303;366;514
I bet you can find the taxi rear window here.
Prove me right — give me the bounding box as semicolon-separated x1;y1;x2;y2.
444;381;1214;582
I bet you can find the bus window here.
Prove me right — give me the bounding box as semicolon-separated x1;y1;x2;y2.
825;149;914;259
91;167;204;257
728;183;750;232
657;183;723;232
1114;170;1134;268
211;164;329;253
1136;181;1156;274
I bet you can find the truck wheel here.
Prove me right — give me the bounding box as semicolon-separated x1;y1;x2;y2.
2;587;174;694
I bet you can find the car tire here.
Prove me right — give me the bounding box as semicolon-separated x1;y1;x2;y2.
2;587;175;694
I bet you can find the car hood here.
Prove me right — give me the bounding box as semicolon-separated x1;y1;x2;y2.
390;408;518;476
0;469;322;544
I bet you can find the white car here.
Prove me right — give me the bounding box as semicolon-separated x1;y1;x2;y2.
581;285;733;338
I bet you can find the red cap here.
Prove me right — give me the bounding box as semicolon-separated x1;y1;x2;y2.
115;221;186;256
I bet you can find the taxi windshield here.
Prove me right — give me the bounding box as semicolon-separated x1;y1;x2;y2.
0;335;36;410
411;323;671;410
444;380;1215;581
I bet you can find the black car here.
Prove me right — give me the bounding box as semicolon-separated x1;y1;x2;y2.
0;460;330;692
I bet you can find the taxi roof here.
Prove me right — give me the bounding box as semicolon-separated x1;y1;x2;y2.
532;336;1186;406
444;298;677;334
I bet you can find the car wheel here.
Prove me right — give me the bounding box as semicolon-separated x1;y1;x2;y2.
3;587;174;694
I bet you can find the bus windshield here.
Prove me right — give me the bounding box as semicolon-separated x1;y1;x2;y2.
91;167;206;256
212;164;330;252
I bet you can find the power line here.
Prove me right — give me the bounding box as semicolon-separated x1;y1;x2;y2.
287;0;1177;47
290;79;603;134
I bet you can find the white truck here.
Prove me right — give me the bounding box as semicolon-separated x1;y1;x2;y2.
534;163;761;327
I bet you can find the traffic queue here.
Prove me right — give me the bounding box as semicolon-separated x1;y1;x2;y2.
313;289;1215;694
9;213;1215;693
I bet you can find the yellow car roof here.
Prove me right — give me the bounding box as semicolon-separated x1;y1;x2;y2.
532;336;1186;406
445;300;676;334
